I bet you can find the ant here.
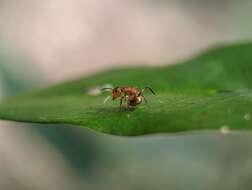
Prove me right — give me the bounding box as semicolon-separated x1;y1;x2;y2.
102;86;156;110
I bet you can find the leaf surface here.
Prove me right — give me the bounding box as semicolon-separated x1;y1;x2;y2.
0;43;252;135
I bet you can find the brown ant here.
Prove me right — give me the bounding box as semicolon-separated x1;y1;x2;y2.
102;86;156;110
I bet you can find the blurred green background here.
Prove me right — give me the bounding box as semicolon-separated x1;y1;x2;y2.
1;1;252;190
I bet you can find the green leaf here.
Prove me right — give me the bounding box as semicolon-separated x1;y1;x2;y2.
0;42;252;136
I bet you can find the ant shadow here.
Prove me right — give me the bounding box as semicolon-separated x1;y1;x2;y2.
97;106;136;113
217;90;234;94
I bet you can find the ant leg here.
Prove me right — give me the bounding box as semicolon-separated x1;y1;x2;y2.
142;95;148;104
119;97;124;110
139;86;156;96
119;96;127;110
125;95;131;110
126;102;130;110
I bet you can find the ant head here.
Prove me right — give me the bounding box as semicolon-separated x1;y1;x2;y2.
112;87;122;100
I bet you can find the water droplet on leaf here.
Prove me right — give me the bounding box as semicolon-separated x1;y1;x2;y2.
244;113;251;121
220;125;230;134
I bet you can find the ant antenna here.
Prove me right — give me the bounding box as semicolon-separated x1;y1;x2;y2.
101;87;113;91
103;95;111;104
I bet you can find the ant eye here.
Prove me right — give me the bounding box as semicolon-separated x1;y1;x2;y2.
113;87;121;94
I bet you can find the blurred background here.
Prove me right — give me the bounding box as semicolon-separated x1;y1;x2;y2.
1;0;252;189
